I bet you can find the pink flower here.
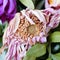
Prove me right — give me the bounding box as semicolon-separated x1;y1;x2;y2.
45;0;60;9
2;9;47;60
0;0;17;23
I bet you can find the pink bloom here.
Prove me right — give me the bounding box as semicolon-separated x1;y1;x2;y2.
2;8;60;60
42;9;60;33
2;9;47;60
45;0;60;9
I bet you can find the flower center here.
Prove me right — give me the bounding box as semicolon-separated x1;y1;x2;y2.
27;25;40;36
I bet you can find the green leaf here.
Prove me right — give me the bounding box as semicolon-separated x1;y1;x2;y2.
3;21;8;33
49;31;60;42
19;0;34;9
47;53;60;60
23;43;46;60
0;37;2;48
51;53;60;60
47;58;51;60
32;0;36;5
27;43;46;57
36;0;44;9
0;21;3;36
23;56;36;60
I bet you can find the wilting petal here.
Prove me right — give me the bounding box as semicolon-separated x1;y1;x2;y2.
40;37;47;43
3;0;8;9
0;0;17;23
7;0;16;20
8;0;16;13
0;6;4;16
2;8;60;60
0;0;3;15
0;0;3;5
